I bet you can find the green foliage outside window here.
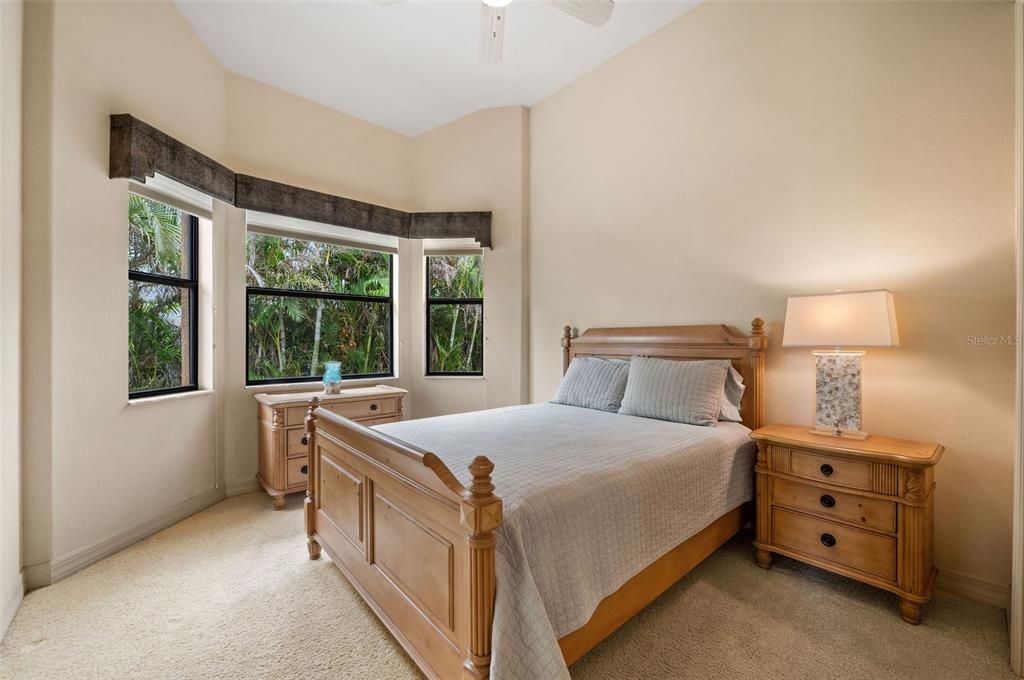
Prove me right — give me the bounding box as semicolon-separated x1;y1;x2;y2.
246;233;393;383
128;194;196;395
427;255;484;375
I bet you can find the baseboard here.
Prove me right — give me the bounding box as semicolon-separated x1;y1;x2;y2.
936;567;1010;609
1;571;24;640
225;476;259;497
48;486;225;584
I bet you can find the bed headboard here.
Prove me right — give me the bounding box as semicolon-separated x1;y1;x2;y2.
560;319;767;430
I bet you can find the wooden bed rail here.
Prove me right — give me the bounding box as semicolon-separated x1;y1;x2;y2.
304;397;503;679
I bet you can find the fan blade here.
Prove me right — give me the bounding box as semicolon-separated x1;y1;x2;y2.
551;0;614;27
479;4;506;65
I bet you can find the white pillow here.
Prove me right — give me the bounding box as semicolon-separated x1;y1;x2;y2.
619;357;729;427
719;366;745;423
551;357;631;412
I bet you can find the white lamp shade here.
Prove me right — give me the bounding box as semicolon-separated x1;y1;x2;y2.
782;289;899;348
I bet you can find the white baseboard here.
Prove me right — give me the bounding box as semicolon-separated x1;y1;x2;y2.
936;567;1010;609
48;486;225;584
21;562;50;591
1;571;24;641
225;476;259;497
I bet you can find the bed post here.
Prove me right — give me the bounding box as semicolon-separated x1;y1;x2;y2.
561;325;575;375
304;396;321;560
748;318;767;430
460;456;503;680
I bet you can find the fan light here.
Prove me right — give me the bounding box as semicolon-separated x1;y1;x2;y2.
483;0;512;7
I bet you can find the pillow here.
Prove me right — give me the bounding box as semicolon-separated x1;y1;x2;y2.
719;366;745;423
619;357;729;427
551;357;630;412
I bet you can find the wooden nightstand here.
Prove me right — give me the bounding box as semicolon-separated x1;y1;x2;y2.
254;385;407;509
751;424;943;624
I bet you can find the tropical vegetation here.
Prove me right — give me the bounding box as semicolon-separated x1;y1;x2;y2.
246;233;392;382
128;194;193;394
427;255;484;374
128;198;485;392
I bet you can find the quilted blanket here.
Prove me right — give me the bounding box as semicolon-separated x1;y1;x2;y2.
376;403;754;680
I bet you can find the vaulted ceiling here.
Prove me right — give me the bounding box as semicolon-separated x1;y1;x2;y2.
175;0;701;136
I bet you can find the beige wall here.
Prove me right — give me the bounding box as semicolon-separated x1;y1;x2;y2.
409;107;530;418
1;0;23;636
21;0;227;580
530;1;1016;597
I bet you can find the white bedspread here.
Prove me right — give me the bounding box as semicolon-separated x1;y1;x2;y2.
375;403;754;680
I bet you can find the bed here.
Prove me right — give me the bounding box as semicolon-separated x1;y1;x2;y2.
302;320;767;680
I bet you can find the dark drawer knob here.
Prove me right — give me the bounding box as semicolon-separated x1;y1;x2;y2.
820;533;837;548
301;434;309;446
300;465;308;475
820;494;836;508
820;463;834;477
370;403;379;411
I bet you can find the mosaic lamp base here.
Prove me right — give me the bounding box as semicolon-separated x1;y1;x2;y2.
812;350;868;440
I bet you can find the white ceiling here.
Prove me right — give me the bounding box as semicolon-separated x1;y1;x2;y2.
175;0;701;137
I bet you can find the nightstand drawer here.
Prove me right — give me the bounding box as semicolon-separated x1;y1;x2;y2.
286;457;309;488
286;428;307;457
789;450;872;491
773;508;896;581
327;398;394;420
773;478;896;533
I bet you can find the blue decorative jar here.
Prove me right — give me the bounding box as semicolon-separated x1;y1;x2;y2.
322;361;343;394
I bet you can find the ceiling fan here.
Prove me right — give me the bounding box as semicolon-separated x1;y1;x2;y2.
378;0;616;65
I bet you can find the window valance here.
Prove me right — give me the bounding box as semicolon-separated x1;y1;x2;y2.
109;114;492;248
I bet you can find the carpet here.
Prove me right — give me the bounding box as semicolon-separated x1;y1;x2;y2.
0;492;1013;679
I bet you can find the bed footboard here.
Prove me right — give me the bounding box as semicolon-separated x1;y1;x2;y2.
303;398;502;680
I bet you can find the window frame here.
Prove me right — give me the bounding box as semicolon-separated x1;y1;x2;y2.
425;254;485;377
128;208;200;399
244;234;396;386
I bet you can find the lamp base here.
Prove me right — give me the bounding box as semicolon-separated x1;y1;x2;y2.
812;350;866;439
810;424;869;440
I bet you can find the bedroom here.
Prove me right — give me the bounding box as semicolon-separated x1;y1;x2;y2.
0;0;1018;679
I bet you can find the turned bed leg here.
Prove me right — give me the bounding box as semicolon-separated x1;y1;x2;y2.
460;457;503;680
305;397;321;561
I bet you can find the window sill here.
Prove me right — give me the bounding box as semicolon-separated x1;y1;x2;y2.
423;375;485;381
244;376;401;394
127;389;214;407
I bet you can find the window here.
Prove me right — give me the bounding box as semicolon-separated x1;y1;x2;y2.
426;255;483;376
128;194;199;397
246;233;394;385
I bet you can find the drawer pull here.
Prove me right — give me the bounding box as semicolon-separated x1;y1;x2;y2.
820;463;834;477
301;434;309;446
370;403;378;411
300;465;308;475
820;494;836;508
820;533;837;548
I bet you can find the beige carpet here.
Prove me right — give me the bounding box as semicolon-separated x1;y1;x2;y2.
0;492;1013;680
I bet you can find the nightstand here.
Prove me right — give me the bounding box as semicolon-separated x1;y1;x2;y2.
751;424;943;624
254;385;407;509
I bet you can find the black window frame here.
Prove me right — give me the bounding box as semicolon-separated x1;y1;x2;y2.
244;235;395;386
128;208;200;399
425;254;484;377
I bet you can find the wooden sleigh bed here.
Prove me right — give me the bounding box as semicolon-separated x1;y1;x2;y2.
302;320;767;679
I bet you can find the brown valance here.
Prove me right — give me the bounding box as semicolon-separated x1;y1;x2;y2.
109;114;492;248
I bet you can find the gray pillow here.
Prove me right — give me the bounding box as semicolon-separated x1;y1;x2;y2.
552;357;630;412
619;357;729;427
719;366;745;423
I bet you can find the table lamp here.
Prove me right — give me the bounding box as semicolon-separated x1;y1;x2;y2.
782;289;899;439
